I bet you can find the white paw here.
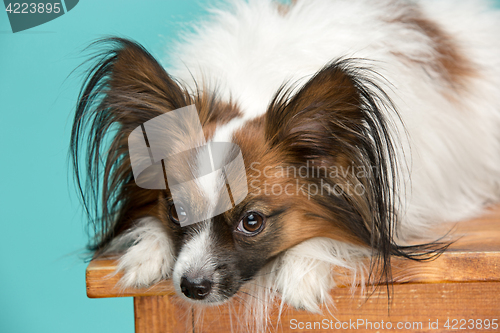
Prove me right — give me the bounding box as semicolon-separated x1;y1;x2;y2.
108;217;175;288
274;238;369;312
276;255;334;313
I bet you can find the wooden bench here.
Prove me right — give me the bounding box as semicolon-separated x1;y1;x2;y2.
86;206;500;332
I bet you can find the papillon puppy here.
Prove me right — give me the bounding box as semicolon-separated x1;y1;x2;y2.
72;0;500;330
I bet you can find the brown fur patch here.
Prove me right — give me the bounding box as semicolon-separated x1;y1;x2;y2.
276;0;296;16
274;209;369;256
196;95;242;126
227;72;374;255
73;38;246;252
197;100;242;140
390;6;475;90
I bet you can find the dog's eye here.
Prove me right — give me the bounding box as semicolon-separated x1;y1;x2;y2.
169;202;187;225
236;212;265;235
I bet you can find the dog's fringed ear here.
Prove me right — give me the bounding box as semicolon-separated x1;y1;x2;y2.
265;60;366;163
79;38;190;127
71;38;191;254
265;60;449;291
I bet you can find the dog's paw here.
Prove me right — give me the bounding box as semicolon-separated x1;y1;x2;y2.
110;217;175;288
274;238;369;312
276;256;334;313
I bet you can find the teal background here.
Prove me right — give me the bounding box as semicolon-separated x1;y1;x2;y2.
0;1;208;332
1;1;499;333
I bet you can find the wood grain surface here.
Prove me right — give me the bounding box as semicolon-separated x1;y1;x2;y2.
134;282;500;333
86;205;500;332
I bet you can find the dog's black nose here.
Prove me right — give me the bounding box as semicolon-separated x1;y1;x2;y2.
180;276;212;300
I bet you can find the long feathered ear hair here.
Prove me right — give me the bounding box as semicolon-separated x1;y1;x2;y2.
265;59;450;290
70;38;191;255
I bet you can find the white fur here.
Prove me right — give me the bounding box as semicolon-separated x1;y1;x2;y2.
168;0;500;238
117;0;500;329
194;145;224;213
167;0;500;325
171;221;229;304
212;117;249;142
266;238;369;311
198;122;247;208
107;217;175;288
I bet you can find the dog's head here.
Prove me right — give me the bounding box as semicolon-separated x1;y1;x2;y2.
72;38;441;304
